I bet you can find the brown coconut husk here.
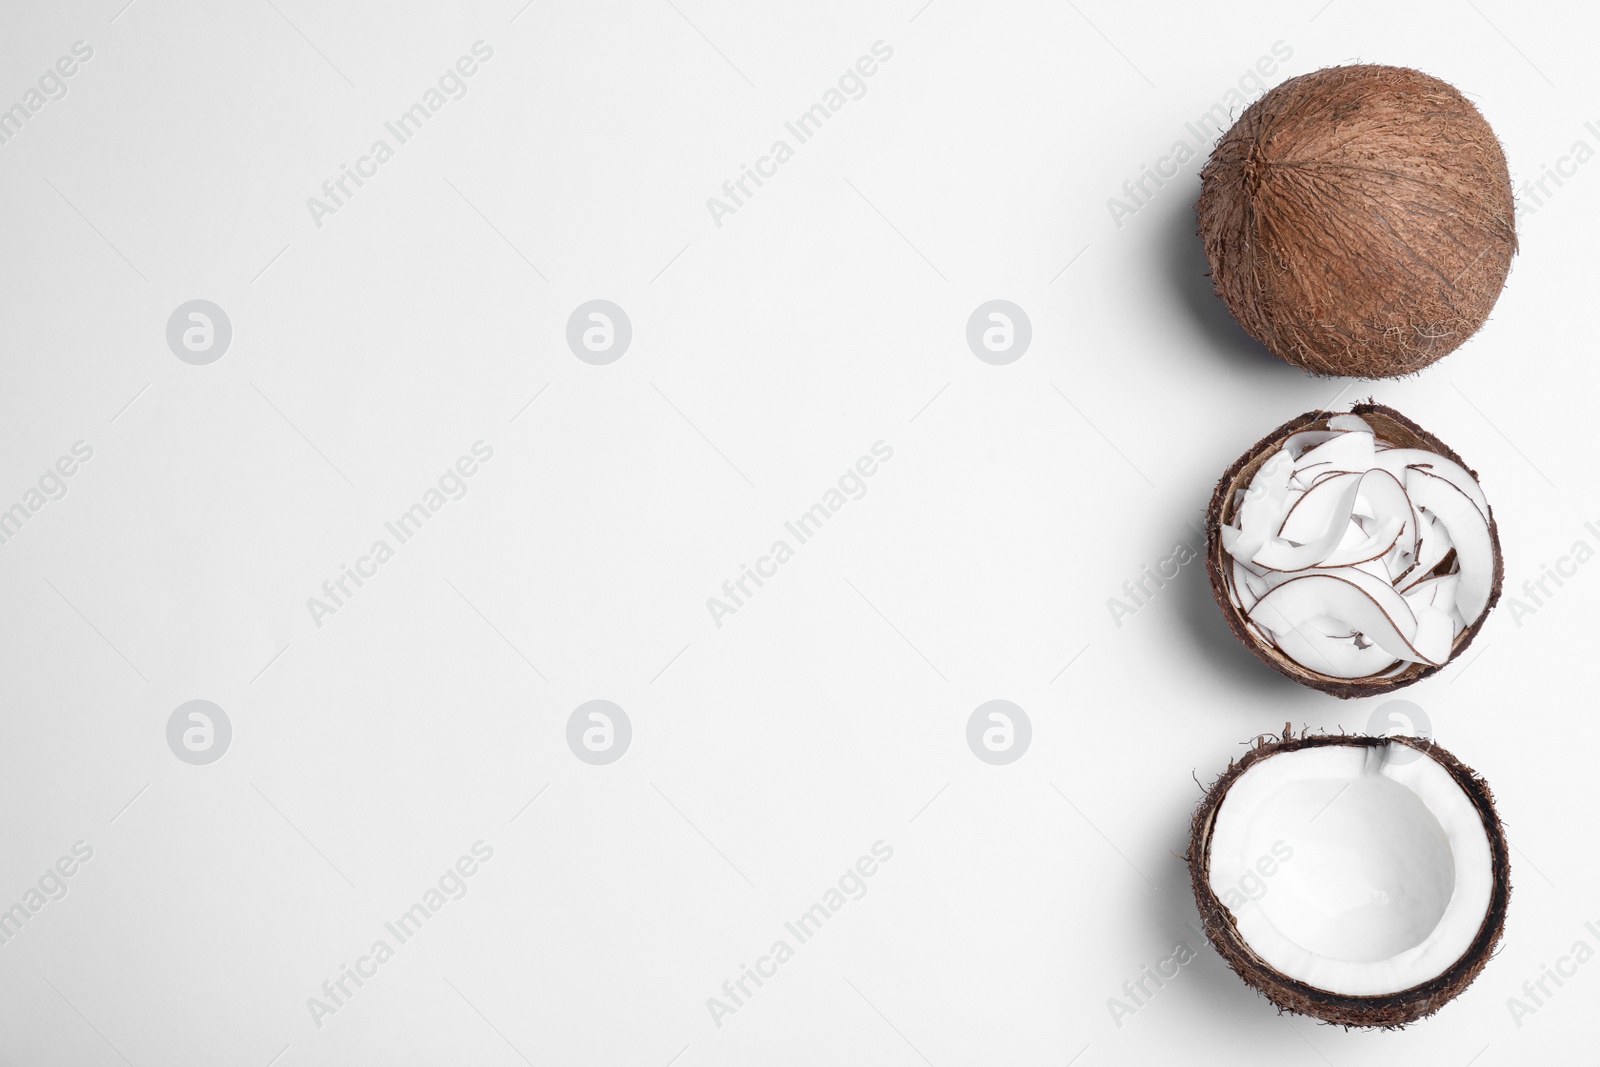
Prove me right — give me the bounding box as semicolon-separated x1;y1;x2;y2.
1187;726;1511;1028
1204;401;1504;698
1197;65;1516;378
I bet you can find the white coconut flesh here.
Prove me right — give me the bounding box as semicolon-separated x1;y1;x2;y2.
1208;743;1494;996
1220;414;1493;679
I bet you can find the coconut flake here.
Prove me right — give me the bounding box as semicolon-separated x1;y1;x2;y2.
1294;429;1375;477
1278;471;1361;542
1249;571;1429;663
1403;574;1459;617
1405;468;1494;624
1268;617;1399;678
1326;413;1374;434
1371;449;1489;517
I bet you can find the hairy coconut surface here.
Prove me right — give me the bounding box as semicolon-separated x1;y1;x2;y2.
1188;727;1511;1028
1205;402;1504;697
1197;64;1516;378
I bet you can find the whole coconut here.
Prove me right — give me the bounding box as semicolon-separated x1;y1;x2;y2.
1197;65;1516;378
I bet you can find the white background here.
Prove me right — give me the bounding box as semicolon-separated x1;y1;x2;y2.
0;0;1595;1064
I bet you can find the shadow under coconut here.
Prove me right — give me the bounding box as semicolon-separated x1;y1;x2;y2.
1172;540;1306;708
1157;198;1282;373
1142;841;1273;1028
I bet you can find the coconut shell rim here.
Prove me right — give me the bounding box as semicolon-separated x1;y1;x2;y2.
1186;727;1512;1028
1203;401;1505;698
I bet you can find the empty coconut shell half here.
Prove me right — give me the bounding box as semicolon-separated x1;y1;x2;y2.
1206;402;1503;697
1188;727;1510;1028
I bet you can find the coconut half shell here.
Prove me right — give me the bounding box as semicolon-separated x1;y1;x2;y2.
1206;402;1504;697
1188;727;1511;1028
